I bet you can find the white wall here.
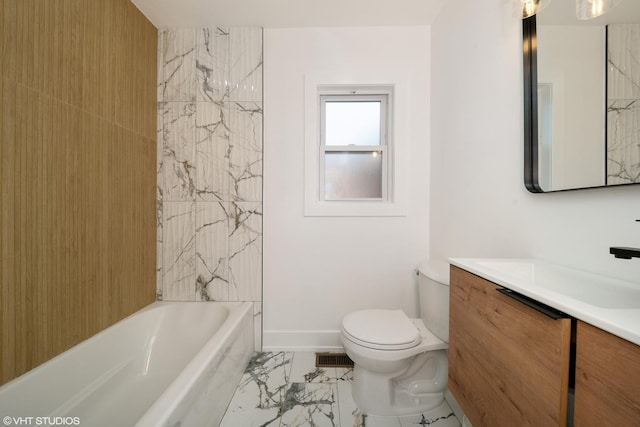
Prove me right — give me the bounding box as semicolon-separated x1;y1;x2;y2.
263;26;431;350
430;0;640;282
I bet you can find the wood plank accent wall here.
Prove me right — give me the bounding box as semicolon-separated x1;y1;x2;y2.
0;0;157;385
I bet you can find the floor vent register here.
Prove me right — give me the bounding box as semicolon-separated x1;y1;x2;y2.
315;352;354;368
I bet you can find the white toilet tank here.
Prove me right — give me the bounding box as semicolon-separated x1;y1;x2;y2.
418;260;450;342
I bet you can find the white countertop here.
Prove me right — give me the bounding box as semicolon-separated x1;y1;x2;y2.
448;258;640;346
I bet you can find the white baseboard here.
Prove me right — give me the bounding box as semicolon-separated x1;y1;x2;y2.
262;329;344;352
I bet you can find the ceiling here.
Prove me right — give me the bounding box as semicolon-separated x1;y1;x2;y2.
130;0;447;29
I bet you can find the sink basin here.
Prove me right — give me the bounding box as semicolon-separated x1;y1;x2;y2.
472;260;640;309
474;260;535;281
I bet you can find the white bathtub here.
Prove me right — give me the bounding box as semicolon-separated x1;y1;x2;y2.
0;301;254;427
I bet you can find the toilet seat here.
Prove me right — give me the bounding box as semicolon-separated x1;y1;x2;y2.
342;309;421;350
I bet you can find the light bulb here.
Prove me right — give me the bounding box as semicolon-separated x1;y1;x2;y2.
520;0;551;18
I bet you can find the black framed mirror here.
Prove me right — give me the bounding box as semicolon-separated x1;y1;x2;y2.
523;2;640;193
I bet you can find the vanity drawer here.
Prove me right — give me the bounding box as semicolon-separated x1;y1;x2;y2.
574;321;640;426
449;266;572;427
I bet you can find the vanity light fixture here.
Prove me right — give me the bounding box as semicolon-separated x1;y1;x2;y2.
576;0;621;19
520;0;551;18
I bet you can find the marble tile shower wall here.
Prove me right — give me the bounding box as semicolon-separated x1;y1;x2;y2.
156;28;263;347
607;24;640;185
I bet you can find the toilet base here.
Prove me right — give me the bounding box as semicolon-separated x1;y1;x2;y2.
351;350;448;417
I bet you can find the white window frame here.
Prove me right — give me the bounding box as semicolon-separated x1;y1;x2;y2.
319;90;390;202
304;72;408;217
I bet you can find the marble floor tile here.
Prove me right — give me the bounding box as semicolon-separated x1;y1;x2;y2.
335;367;353;383
220;352;294;427
289;352;338;384
336;378;362;427
359;402;460;427
279;383;339;427
362;415;402;427
397;402;460;426
220;352;461;427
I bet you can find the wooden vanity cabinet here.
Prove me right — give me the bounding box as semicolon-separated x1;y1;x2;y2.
574;321;640;426
449;266;572;427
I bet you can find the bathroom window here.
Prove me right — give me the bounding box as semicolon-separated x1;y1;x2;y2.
304;79;406;216
320;93;389;201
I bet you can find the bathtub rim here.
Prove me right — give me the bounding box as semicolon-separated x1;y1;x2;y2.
0;301;245;389
134;300;254;426
0;301;253;422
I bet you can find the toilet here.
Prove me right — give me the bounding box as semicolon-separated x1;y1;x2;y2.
340;260;450;416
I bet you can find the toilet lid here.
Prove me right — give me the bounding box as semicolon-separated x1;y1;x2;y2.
342;309;420;350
